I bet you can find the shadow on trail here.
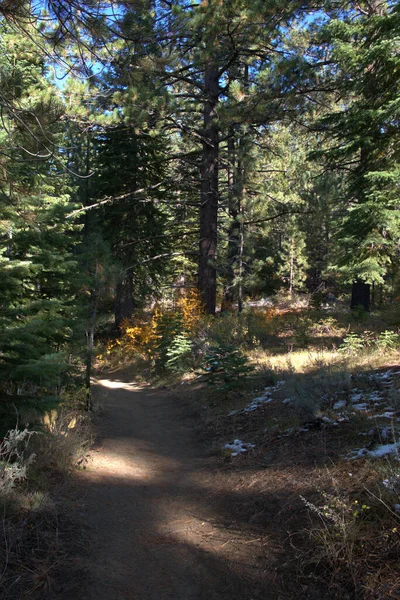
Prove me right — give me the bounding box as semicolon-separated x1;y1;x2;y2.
61;379;312;600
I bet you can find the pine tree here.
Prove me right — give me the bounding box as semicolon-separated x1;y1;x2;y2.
0;21;82;400
312;1;400;306
93;125;173;329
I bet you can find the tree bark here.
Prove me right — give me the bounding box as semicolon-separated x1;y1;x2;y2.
85;289;97;411
199;64;219;315
351;281;370;311
223;129;240;307
114;268;135;330
83;133;95;411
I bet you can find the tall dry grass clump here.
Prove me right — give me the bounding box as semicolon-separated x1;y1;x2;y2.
0;388;92;599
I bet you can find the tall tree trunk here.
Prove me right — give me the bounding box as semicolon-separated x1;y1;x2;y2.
83;134;95;410
289;239;294;296
223;128;240;307
351;281;370;311
223;66;248;310
114;268;135;330
85;289;97;411
238;217;244;314
199;64;219;315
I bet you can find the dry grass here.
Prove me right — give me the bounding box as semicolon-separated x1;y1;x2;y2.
173;306;400;600
0;393;92;599
96;300;400;599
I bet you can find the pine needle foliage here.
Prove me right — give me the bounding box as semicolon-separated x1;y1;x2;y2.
198;344;254;391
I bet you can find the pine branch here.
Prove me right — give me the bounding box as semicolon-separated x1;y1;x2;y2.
243;210;313;226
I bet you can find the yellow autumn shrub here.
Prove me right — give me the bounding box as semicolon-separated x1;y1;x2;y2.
106;289;204;363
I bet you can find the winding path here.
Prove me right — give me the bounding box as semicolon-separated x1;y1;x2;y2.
65;373;274;600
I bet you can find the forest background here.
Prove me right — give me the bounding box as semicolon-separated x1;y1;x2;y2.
0;0;399;402
0;1;400;597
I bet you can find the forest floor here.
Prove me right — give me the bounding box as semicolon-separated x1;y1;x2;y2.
61;369;280;600
60;353;400;600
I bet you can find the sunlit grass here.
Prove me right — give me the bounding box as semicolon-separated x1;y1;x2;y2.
250;347;400;377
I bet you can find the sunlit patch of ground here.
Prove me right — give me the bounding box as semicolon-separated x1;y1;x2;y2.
96;379;138;389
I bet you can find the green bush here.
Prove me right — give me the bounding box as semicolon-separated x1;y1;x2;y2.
351;304;368;322
339;333;365;355
165;333;193;373
152;311;184;371
198;344;254;391
377;329;400;350
293;316;313;347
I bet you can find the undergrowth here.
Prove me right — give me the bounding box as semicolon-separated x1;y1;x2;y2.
98;293;400;599
0;388;92;599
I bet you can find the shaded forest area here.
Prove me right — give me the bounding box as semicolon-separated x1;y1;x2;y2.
0;0;400;598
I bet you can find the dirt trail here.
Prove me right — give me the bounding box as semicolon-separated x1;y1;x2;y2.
64;373;274;600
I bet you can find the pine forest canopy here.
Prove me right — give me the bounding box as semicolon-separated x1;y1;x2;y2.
0;0;399;405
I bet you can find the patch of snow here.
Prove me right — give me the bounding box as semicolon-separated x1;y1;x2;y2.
322;416;335;424
347;441;400;459
352;403;369;411
367;427;396;439
394;504;400;514
242;394;272;413
333;400;347;410
268;380;285;390
282;398;292;404
349;389;384;406
369;442;400;458
379;427;393;439
224;439;255;457
228;381;285;416
367;369;400;383
337;416;350;423
370;411;396;419
348;448;369;458
382;476;400;492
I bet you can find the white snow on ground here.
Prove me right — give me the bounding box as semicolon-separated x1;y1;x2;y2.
368;369;400;382
383;476;400;492
331;374;398;421
366;391;385;402
372;426;395;439
322;416;338;425
350;392;363;403
333;400;347;410
370;411;396;419
223;439;255;457
350;390;384;405
224;367;400;463
369;442;400;457
348;441;400;460
229;381;285;416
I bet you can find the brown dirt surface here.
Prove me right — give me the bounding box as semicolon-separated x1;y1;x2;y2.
61;371;281;600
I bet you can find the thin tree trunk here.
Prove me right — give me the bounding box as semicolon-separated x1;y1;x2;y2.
83;134;96;410
238;218;244;314
199;64;219;315
289;239;294;296
114;268;135;331
85;290;97;411
223;128;240;307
